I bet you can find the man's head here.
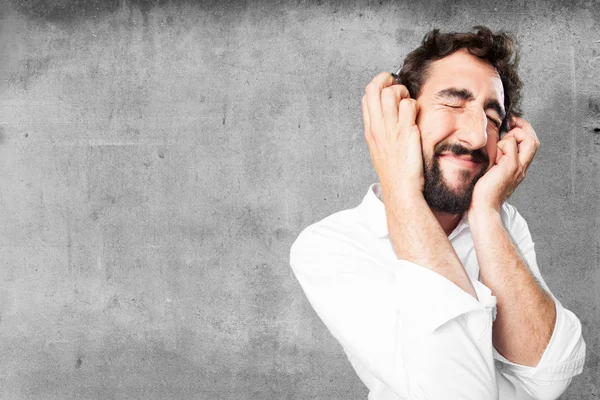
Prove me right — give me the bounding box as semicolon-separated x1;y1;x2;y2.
397;26;523;214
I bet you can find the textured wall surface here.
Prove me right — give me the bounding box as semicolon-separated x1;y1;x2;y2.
0;0;598;399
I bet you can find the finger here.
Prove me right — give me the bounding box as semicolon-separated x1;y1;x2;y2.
508;117;537;140
381;85;411;133
509;117;540;143
497;136;519;169
502;130;514;139
362;95;373;143
506;121;540;169
365;72;398;139
398;98;420;136
510;128;539;169
495;144;503;164
362;95;382;166
381;87;399;131
510;116;532;131
394;84;410;100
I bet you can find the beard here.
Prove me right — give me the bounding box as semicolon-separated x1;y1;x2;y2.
422;143;488;215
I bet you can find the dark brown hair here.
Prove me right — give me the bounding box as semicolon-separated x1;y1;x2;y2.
397;26;523;133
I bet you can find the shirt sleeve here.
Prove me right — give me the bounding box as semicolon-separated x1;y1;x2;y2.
289;217;494;397
495;204;586;400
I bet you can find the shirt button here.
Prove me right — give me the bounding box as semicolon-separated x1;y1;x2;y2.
495;359;504;372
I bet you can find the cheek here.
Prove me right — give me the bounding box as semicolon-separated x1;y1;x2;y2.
486;141;498;167
418;111;456;150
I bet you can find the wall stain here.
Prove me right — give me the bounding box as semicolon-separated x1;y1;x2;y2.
7;56;52;89
10;0;250;24
11;0;121;22
589;97;600;115
17;335;209;399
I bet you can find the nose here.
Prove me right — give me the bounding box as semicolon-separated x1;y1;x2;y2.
456;108;488;150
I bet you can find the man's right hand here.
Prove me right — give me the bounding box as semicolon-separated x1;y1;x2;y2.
361;72;424;198
361;73;478;299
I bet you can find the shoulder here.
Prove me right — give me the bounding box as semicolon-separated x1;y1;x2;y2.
289;201;395;282
291;206;367;260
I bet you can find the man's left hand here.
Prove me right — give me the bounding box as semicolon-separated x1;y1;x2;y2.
470;116;540;213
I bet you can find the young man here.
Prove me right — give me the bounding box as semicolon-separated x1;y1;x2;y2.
290;27;585;400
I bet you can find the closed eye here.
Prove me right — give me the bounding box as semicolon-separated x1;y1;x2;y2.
487;116;501;128
442;102;500;128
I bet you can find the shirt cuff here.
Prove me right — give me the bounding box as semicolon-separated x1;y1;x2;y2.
493;297;586;382
393;260;497;333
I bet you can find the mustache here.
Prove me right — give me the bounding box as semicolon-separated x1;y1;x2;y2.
434;143;489;165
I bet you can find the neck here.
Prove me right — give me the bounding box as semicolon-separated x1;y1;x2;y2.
432;210;464;236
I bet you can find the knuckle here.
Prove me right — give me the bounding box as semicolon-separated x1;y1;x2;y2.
404;99;418;113
381;86;395;99
365;81;378;95
399;98;412;108
397;84;410;97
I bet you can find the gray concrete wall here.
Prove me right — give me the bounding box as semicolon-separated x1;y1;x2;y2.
0;0;597;398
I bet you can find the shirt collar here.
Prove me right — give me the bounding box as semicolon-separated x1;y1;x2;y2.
358;183;469;239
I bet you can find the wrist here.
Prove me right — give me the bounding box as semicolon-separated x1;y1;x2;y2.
467;206;503;231
380;183;424;208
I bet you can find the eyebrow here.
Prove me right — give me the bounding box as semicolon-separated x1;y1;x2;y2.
435;87;506;122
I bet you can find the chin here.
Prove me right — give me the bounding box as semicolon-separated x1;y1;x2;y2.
448;185;474;200
443;174;476;192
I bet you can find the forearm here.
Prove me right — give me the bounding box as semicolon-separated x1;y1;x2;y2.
383;187;477;299
468;208;556;366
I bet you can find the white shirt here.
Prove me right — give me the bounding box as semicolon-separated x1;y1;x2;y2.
290;184;586;400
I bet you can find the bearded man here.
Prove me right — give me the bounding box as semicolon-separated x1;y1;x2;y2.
290;26;585;400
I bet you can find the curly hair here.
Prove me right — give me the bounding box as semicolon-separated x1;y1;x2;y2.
397;26;523;133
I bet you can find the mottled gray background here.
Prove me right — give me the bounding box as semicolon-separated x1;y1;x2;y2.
0;0;598;399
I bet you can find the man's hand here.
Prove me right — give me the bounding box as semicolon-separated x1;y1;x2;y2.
361;72;423;198
466;117;554;367
362;72;479;299
470;116;540;213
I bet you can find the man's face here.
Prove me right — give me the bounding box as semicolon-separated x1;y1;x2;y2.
415;50;506;214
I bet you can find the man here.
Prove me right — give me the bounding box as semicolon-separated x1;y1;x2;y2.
289;26;586;399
